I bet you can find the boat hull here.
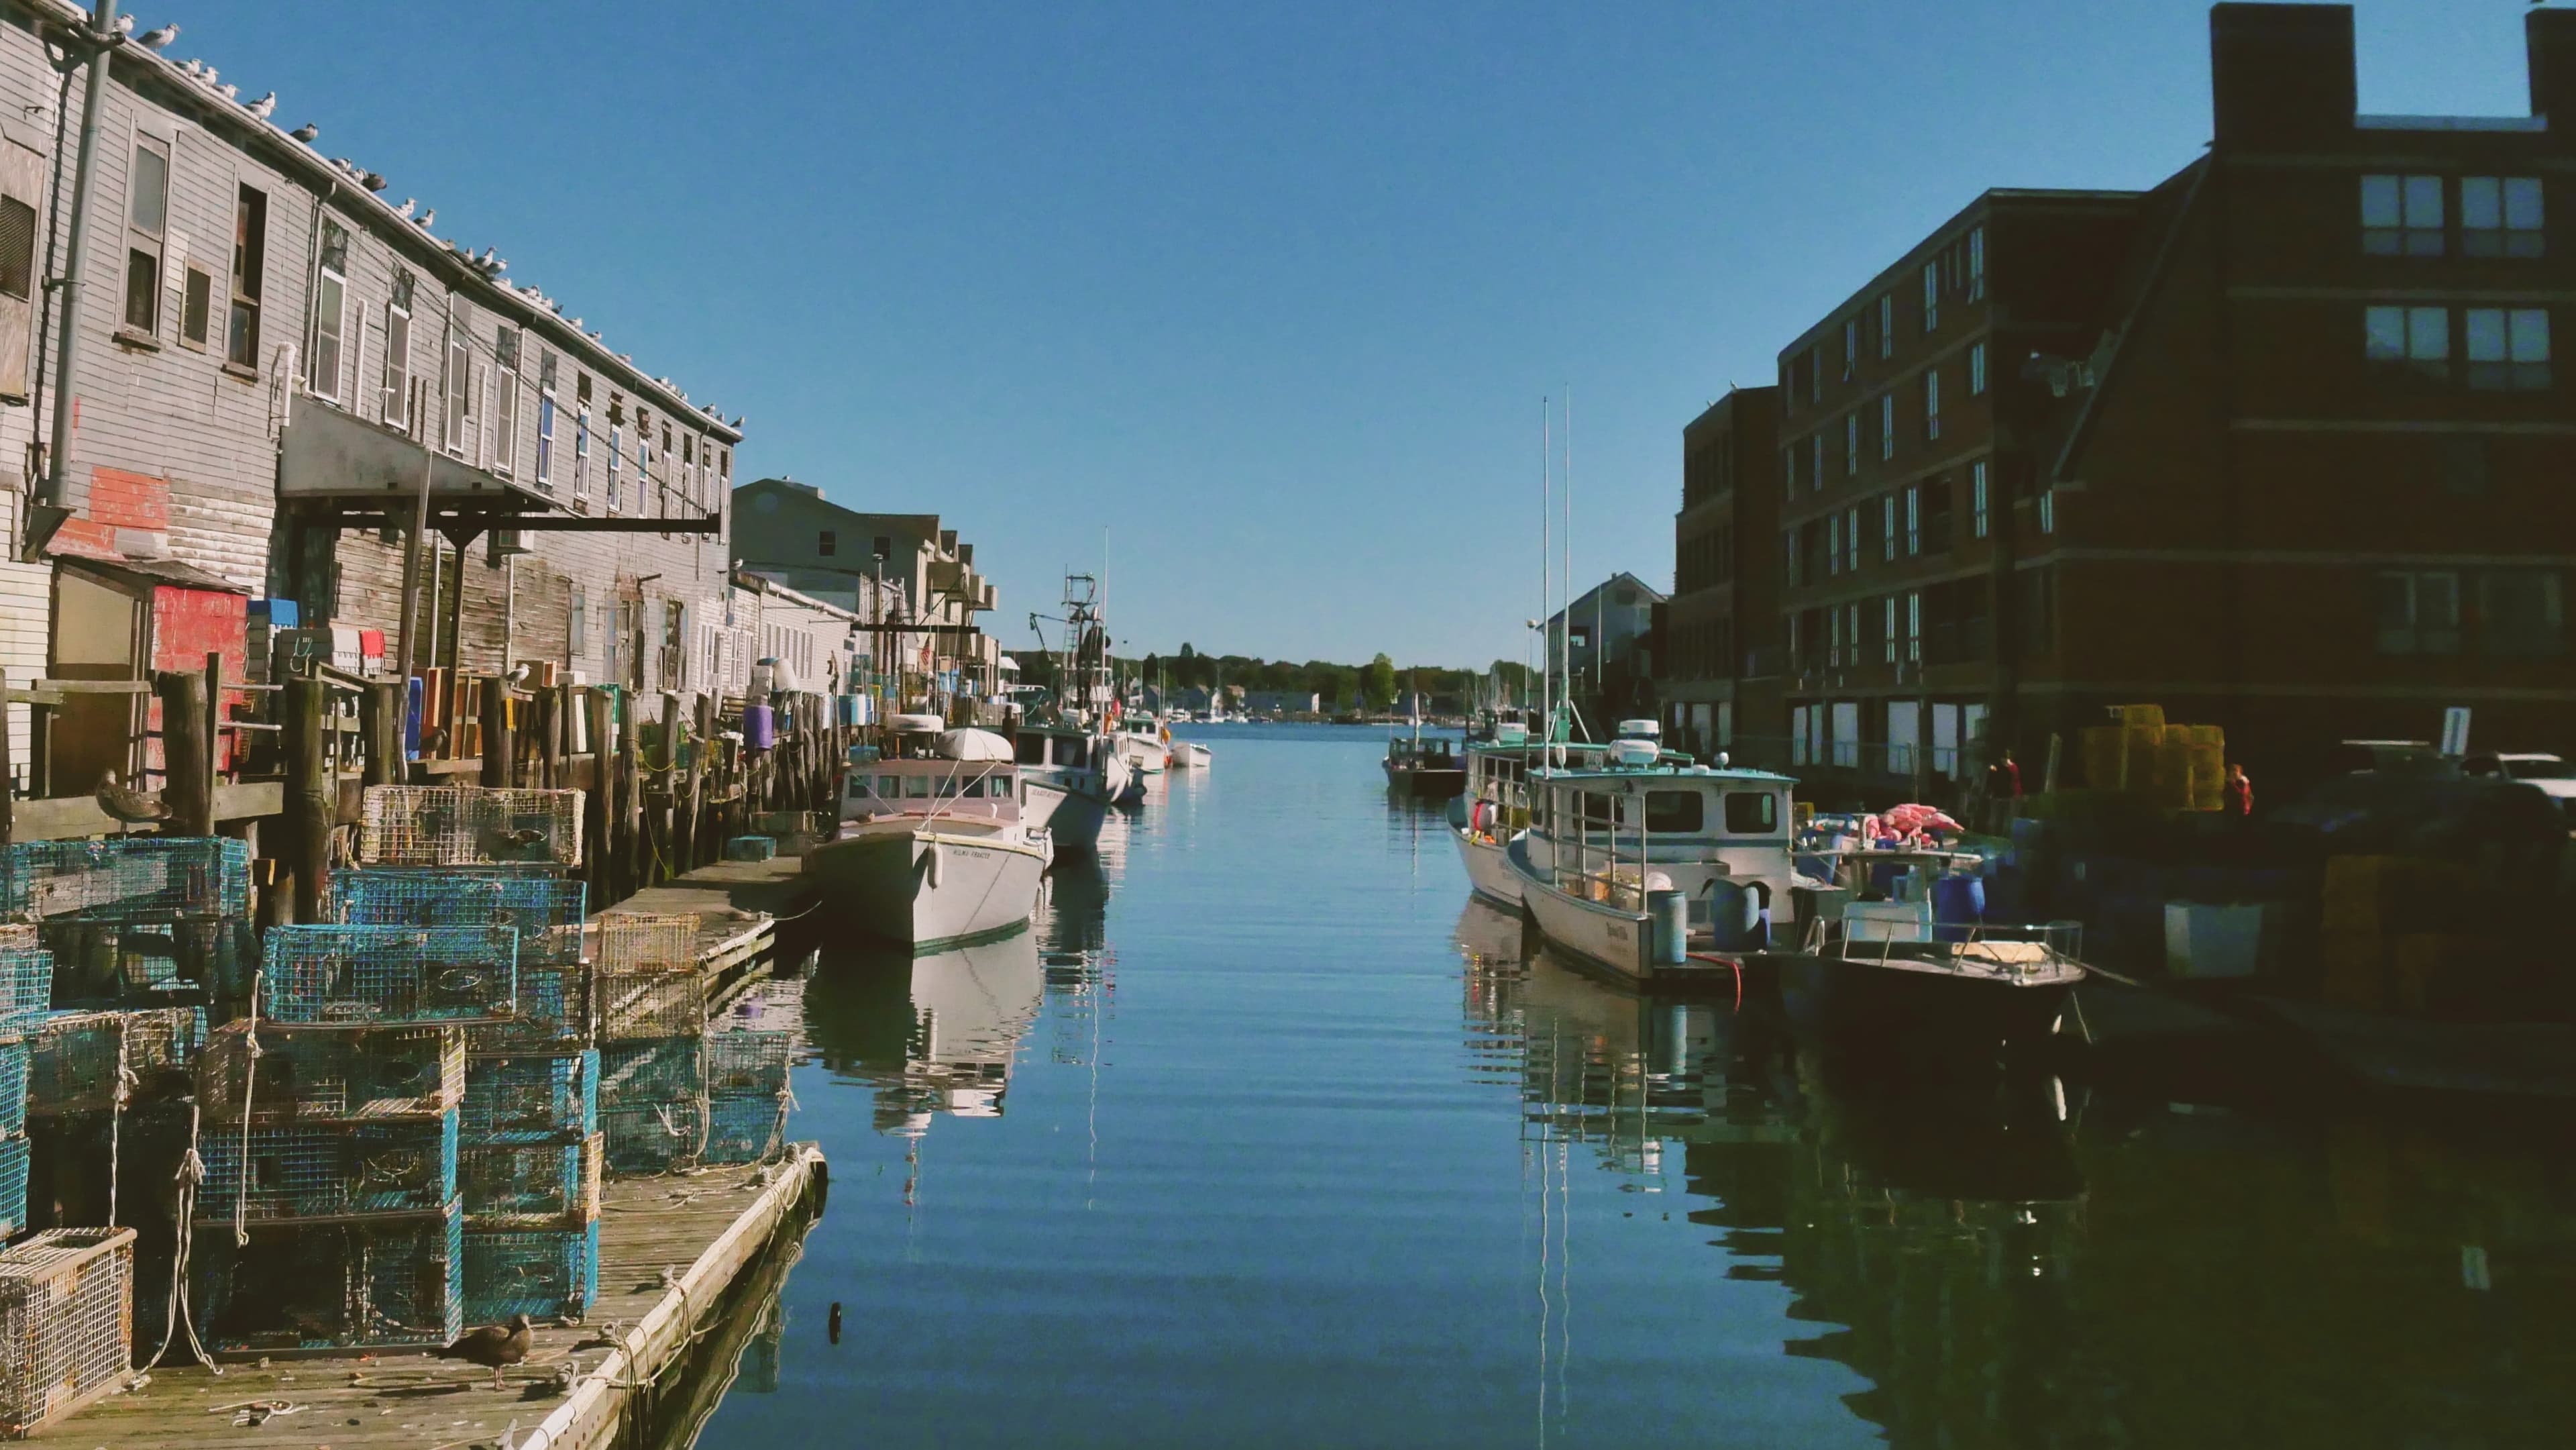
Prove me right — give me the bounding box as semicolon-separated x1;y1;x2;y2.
1776;952;2074;1057
1384;762;1466;796
1506;834;1740;992
805;827;1047;951
1169;741;1212;768
1023;772;1112;856
1117;735;1167;774
1452;825;1520;909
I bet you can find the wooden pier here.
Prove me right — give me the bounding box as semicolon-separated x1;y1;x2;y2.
44;1146;826;1448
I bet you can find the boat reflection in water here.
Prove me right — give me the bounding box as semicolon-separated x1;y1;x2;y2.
804;933;1044;1131
1458;894;2576;1449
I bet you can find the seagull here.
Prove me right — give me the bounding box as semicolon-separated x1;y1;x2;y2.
95;770;171;835
114;14;133;34
437;1314;532;1391
361;170;386;191
196;66;217;87
393;197;416;218
415;207;434;228
178;58;203;76
289;122;317;143
214;82;235;101
504;662;533;688
137;23;177;49
245;92;275;119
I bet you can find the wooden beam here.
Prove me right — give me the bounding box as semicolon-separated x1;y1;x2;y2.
11;781;286;841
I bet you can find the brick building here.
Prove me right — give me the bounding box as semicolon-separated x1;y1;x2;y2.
1673;3;2575;797
1662;386;1777;760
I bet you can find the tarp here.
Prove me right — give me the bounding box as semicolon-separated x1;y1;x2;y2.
936;727;1014;762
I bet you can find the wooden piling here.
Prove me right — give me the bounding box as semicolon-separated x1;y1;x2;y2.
686;693;712;871
619;690;643;896
154;669;214;837
481;674;514;788
585;688;614;904
282;675;332;922
204;650;224;801
360;682;403;788
1;668;15;846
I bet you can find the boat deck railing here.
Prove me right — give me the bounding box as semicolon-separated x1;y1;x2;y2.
1817;915;2084;979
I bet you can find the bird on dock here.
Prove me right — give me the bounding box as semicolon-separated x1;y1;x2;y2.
95;770;170;835
504;661;533;688
439;1314;533;1390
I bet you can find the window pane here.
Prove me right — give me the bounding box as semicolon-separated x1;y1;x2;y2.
180;267;209;344
2464;308;2506;362
2359;174;2400;227
2510;309;2550;362
1645;790;1703;833
2407;307;2449;360
2421;572;2459;629
2505;177;2544;231
1722;791;1777;835
2402;175;2443;227
2365;306;2405;358
129;145;166;233
123;248;157;331
2461;176;2502;230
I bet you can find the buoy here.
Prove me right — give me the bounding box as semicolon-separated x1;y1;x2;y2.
924;841;944;889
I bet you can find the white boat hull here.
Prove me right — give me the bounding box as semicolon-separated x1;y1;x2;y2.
1507;833;1651;982
1024;772;1113;856
1169;741;1212;768
1118;734;1167;774
806;826;1048;951
1452;825;1521;909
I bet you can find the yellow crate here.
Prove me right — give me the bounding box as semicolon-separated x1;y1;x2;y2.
2319;927;2386;1010
2108;703;2165;728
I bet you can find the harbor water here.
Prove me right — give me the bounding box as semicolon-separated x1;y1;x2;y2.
697;724;2576;1449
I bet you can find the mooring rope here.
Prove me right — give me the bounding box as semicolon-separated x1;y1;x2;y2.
234;970;265;1247
140;1099;221;1375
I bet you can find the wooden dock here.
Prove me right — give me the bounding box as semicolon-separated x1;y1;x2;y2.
46;1146;827;1448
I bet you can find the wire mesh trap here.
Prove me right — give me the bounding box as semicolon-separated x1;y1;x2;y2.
705;1030;792;1097
1;837;252;921
23;1006;207;1118
464;1219;599;1323
329;867;588;966
0;1042;25;1137
0;947;52;1035
464;962;590;1054
600;1100;705;1176
360;786;584;868
462;1049;598;1143
0;1135;27;1239
591;913;698;971
197;1114;460;1223
258;924;519;1025
702;1094;788;1167
600;1037;702;1102
460;1133;600;1225
191;1198;464;1352
0;1227;136;1438
39;913;249;1009
595;966;707;1043
198;1022;465;1124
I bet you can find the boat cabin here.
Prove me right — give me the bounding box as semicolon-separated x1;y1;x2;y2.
1014;727;1098;770
1525;762;1797;927
843;755;1024;827
1386;735;1461;769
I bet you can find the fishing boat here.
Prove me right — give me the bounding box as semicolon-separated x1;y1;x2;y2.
1169;737;1213;768
1383;733;1465;796
808;718;1051;951
1114;713;1169;776
1450;718;1652;909
1015;724;1128;856
1506;745;2082;1053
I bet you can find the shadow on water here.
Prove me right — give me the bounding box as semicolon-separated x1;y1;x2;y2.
1456;893;2576;1449
627;1193;825;1450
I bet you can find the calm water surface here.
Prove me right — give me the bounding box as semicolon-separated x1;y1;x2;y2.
698;725;2576;1449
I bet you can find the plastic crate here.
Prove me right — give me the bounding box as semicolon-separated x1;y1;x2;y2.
360;786;583;868
23;1008;206;1118
258;925;519;1025
464;962;590;1053
197;1114;460;1223
0;1134;25;1238
0;1227;136;1438
722;835;776;862
198;1022;464;1125
463;1050;598;1143
193;1198;463;1352
40;913;248;1008
702;1094;787;1166
600;1100;704;1176
461;1133;600;1225
330;868;586;966
1;837;251;921
0;949;50;1035
464;1219;598;1323
0;1041;23;1136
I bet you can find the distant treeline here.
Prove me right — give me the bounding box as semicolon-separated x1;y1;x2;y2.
1019;644;1536;713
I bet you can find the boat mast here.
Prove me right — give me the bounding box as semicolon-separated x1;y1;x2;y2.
1540;395;1552;749
1562;387;1574;745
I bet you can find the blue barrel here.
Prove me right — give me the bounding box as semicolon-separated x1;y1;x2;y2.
743;703;777;750
1648;890;1689;966
1932;874;1986;943
1707;878;1770;951
1868;859;1908;898
405;676;424;760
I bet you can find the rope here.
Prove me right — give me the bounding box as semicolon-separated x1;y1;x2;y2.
107;1019;133;1227
233;970;265;1247
140;1101;221;1374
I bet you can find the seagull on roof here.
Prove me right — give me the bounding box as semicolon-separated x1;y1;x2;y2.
361;171;386;191
289;121;317;142
214;82;235;101
113;13;133;33
415;207;434;228
136;22;178;49
179;57;203;76
245;91;275;119
394;198;416;218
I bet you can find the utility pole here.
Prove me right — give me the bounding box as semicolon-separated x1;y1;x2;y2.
27;0;119;561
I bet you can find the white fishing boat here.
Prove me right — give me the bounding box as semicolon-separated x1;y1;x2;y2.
808;719;1051;951
1169;738;1212;768
1115;713;1169;775
1016;723;1128;856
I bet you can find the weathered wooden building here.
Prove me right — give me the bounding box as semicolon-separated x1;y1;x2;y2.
0;0;745;791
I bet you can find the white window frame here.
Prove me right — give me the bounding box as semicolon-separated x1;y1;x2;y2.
1877;293;1893;358
1882;595;1898;664
1969;341;1987;396
122;129;171;339
1844;413;1858;476
309;221;348;402
1905;591;1922;663
443;317;471;454
492;327;521;474
1842;317;1858;380
2038;488;2055;534
1966;225;1986;301
1904;483;1920;556
1844;507;1859;574
606;417;624;513
535;352;557;490
1881;495;1896;562
1811;434;1825;491
1827;514;1840;576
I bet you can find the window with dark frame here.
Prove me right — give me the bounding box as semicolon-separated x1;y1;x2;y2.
179;265;211;350
227;185;266;369
124;136;170;336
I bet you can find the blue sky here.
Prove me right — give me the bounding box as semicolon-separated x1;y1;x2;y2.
179;1;2532;668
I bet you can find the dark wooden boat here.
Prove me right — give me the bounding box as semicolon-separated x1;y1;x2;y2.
1383;735;1465;796
1776;937;2085;1060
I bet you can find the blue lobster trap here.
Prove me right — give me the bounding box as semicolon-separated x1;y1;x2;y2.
1;837;250;921
192;1198;464;1351
705;1031;792;1098
197;1114;460;1223
702;1094;788;1166
329;868;587;966
599;1100;703;1176
39;913;250;1010
464;962;589;1053
0;949;50;1035
197;1023;464;1125
460;1133;600;1225
0;1041;24;1137
23;1007;206;1118
464;1219;598;1323
0;1133;25;1238
462;1051;598;1143
259;925;517;1025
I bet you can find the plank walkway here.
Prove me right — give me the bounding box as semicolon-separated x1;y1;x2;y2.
45;1147;826;1448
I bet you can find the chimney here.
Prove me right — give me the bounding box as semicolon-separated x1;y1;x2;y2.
2531;7;2576;126
2210;3;2355;148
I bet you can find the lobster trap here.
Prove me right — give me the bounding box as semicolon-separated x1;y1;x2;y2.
360;786;584;868
706;1030;792;1098
702;1094;788;1167
599;1100;704;1176
464;1219;598;1323
0;1227;136;1438
592;913;698;970
462;1050;598;1143
596;966;706;1043
192;1198;464;1353
0;1041;24;1137
600;1036;702;1102
329;867;588;966
1;837;251;921
197;1114;460;1223
0;1134;25;1238
460;1133;600;1225
23;1006;206;1118
198;1022;464;1125
258;925;519;1025
0;947;50;1035
464;962;590;1053
39;912;249;1009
